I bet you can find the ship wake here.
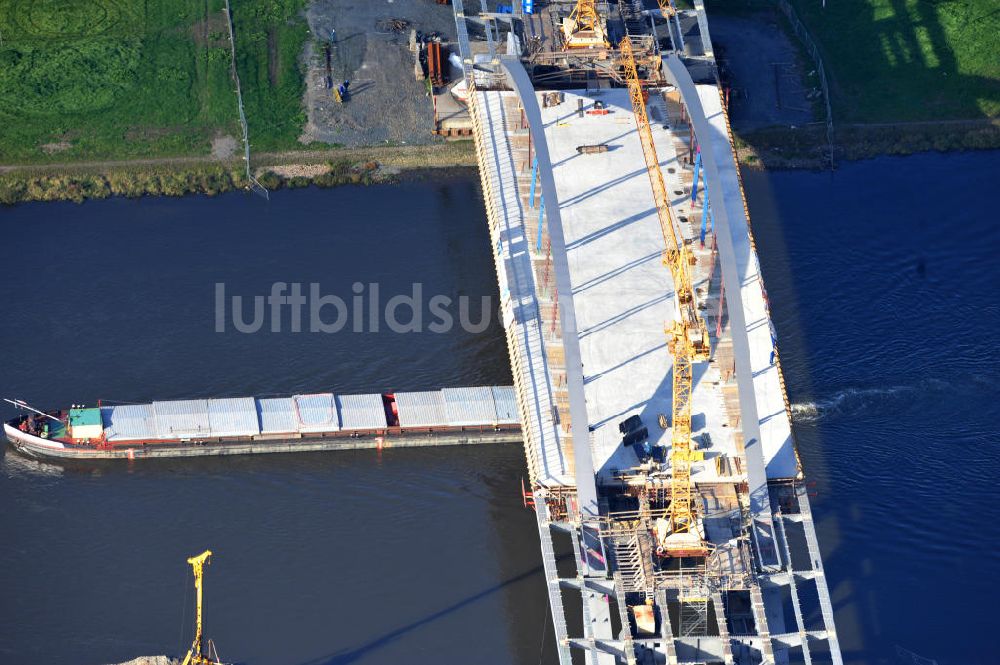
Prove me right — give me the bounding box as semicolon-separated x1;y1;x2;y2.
791;384;919;422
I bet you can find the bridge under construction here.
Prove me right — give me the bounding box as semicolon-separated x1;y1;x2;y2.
451;1;842;663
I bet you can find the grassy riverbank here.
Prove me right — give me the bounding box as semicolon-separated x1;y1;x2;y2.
708;0;999;167
0;0;308;165
0;142;476;205
0;0;237;163
782;0;999;122
734;119;1000;169
708;0;999;123
1;0;995;198
229;0;310;151
0;0;469;203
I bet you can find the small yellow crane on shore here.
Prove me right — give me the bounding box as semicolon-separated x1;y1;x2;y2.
181;550;225;665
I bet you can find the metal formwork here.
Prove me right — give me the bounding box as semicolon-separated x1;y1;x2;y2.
335;394;387;430
467;80;568;487
206;397;260;437
394;391;448;428
294;394;339;432
101;404;156;441
441;386;497;426
152;400;211;438
256;397;298;434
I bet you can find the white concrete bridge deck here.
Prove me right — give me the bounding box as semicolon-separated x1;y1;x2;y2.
477;83;799;489
540;88;746;484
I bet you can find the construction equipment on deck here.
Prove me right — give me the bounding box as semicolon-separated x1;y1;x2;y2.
181;550;224;665
562;0;609;49
655;0;677;19
619;36;710;558
576;143;610;155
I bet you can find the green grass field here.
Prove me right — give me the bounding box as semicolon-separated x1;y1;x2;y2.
0;0;307;164
230;0;309;151
785;0;999;121
708;0;999;122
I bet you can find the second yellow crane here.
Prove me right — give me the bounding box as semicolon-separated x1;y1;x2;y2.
562;0;609;49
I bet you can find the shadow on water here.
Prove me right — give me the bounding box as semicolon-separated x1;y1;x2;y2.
742;151;1000;665
740;165;875;664
296;556;568;665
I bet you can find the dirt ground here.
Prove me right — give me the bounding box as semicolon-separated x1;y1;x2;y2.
210;135;239;159
709;11;820;130
300;0;458;146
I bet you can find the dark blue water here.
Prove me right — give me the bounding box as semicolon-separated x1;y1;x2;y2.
744;151;1000;665
0;179;560;665
1;152;997;665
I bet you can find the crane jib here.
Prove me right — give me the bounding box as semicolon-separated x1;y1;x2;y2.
619;36;710;553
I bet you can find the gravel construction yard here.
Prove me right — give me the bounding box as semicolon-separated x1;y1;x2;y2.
301;0;459;146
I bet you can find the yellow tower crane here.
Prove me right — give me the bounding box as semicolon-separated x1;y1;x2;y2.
655;0;677;20
181;550;224;665
562;0;609;49
619;37;710;558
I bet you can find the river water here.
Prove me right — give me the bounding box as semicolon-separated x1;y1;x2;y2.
1;153;997;665
744;151;1000;665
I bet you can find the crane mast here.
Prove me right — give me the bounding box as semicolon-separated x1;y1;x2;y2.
655;0;677;20
619;37;710;558
181;550;223;665
562;0;609;49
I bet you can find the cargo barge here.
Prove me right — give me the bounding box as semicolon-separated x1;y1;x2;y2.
3;386;522;460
